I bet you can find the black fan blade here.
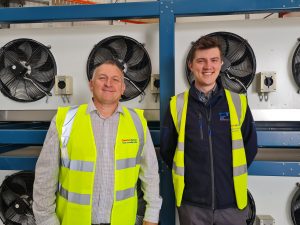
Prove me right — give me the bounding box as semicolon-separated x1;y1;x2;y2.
24;80;44;100
294;62;300;85
126;66;151;83
5;79;20;98
125;45;144;67
93;47;115;66
227;60;254;78
221;74;244;93
0;67;17;86
4;51;21;68
225;39;247;63
218;35;230;56
108;39;127;62
30;49;48;69
1;189;19;206
122;77;143;101
29;68;55;83
18;42;33;62
5;205;35;225
13;80;31;101
294;52;300;64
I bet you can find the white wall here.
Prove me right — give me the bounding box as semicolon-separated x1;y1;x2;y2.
248;176;299;225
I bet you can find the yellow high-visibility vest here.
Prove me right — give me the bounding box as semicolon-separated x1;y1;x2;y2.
55;104;147;225
170;89;248;209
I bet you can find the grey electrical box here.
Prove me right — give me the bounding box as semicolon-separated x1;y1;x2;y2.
55;76;73;95
257;72;276;93
150;74;160;94
255;215;275;225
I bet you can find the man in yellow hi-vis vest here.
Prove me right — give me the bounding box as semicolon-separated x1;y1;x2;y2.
33;59;162;225
160;36;257;225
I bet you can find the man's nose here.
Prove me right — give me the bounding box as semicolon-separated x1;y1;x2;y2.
105;78;112;86
204;61;212;68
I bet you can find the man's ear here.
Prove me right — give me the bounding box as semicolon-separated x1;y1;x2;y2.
89;80;93;92
188;62;192;70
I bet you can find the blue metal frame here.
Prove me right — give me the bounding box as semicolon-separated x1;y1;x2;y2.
249;161;300;177
0;2;160;23
257;130;300;148
173;0;300;17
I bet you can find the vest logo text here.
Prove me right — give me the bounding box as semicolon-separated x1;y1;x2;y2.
122;138;138;144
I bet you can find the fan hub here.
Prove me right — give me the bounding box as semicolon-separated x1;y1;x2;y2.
10;61;31;77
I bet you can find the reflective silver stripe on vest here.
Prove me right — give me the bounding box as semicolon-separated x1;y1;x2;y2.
230;92;241;123
177;142;184;151
172;163;184;176
61;105;79;148
233;164;247;176
176;93;184;130
128;109;144;165
61;158;94;172
116;157;137;170
116;187;135;201
60;105;79;168
232;139;244;150
59;184;91;205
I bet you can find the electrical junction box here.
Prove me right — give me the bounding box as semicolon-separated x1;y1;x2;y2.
150;74;160;94
255;215;275;225
55;76;73;95
257;72;276;93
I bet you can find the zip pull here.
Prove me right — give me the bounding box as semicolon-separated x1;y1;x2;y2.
199;113;204;140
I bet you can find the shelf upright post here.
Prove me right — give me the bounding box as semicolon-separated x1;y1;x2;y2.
159;0;176;224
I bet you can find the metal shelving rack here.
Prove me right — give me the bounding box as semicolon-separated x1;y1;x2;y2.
1;1;300;224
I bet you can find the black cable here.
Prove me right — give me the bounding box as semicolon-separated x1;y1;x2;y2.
291;183;300;225
247;190;256;225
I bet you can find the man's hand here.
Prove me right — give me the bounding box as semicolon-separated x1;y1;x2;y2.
143;221;158;225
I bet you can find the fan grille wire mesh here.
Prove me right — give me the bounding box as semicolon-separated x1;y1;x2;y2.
0;38;57;102
87;35;151;101
186;32;256;93
0;171;35;225
292;41;300;90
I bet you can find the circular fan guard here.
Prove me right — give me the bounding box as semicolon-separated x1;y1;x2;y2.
0;171;36;225
87;35;152;101
0;38;57;102
292;41;300;91
185;31;256;93
291;183;300;225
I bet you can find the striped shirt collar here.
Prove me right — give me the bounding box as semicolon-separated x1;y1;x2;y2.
86;99;124;116
194;82;218;104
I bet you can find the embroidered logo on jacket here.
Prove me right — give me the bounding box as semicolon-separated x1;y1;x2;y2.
219;112;229;121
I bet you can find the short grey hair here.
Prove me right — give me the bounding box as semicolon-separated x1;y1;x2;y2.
91;59;125;80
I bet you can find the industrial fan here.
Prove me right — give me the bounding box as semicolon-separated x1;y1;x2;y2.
0;171;36;225
291;182;300;225
0;38;57;102
292;39;300;93
87;35;152;101
186;31;256;93
247;190;256;225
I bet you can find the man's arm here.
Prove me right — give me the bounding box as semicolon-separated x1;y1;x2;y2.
160;105;178;169
139;128;162;224
33;117;60;225
241;106;258;167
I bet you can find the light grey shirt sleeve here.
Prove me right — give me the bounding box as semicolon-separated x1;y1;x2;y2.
139;128;162;223
33;117;60;225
